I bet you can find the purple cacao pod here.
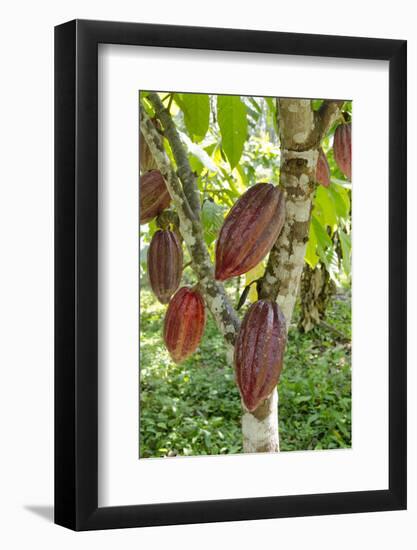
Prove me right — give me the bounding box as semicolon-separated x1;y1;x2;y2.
234;300;287;412
316;148;331;188
140;170;171;225
147;229;183;304
333;122;352;180
164;287;206;363
215;183;286;281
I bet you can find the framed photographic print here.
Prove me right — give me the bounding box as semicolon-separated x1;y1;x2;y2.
55;19;407;531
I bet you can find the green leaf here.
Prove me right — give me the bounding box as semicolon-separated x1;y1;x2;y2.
311;215;332;250
265;97;278;133
305;222;319;269
175;93;210;142
140;96;155;118
310;215;338;274
217;95;248;169
321;246;340;283
314;186;337;230
265;97;276;115
331;177;352;190
339;229;351;276
201;200;226;246
189;155;204;175
235;164;247;187
312;99;324;111
248;97;262;113
328;184;350;220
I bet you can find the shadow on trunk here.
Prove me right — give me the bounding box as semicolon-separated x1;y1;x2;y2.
298;263;336;333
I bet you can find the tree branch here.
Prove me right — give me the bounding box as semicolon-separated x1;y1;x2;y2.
309;99;345;149
317;99;345;139
140;104;240;347
276;99;344;151
147;92;201;217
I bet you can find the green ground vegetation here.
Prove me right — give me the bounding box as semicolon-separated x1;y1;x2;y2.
139;286;351;458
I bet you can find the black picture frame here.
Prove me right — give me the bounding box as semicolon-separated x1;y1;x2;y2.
55;19;407;531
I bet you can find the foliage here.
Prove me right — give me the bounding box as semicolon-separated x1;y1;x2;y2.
140;287;351;457
306;130;352;285
140;92;352;288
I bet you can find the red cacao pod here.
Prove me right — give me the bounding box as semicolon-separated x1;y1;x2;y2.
215;183;285;281
316;148;331;188
333;122;352;180
164;287;206;363
147;229;183;304
140;170;171;225
235;300;287;412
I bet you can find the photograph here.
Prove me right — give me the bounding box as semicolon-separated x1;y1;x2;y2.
139;92;352;458
0;0;410;542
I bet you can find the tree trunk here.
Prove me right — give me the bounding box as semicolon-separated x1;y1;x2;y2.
242;389;279;452
242;99;343;453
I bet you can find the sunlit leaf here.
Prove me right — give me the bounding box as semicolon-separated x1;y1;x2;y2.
312;99;324;111
235;164;248;187
265;97;278;133
312;215;332;250
305;222;319;269
140;96;155;117
175;93;210;142
339;229;351;276
311;215;335;273
331;177;352;189
328;184;350;220
245;262;264;302
217;95;248;169
189;155;204;175
314;186;337;230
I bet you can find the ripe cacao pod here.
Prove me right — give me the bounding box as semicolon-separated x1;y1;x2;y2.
140;130;158;172
235;300;287;412
140;170;171;225
316;148;331;188
164;287;206;363
333;122;352;180
147;229;183;304
215;183;285;281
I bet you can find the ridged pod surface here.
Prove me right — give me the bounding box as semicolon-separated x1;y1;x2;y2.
215;183;286;281
333;122;352;180
147;230;183;304
140;170;171;225
164;287;206;363
234;300;287;412
316;148;331;188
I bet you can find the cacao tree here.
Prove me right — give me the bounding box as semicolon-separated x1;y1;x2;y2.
139;92;350;453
